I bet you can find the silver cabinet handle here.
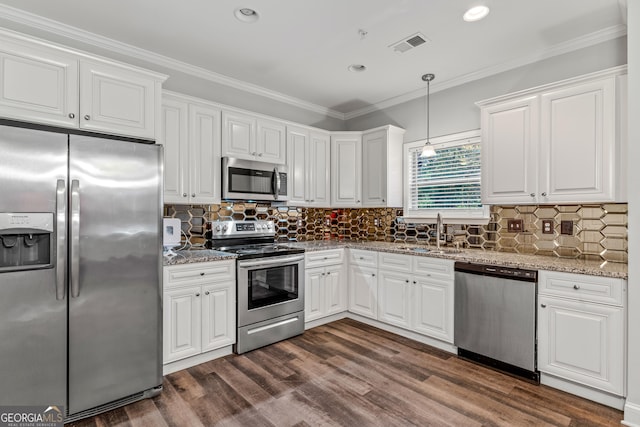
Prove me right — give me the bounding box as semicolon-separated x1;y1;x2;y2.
541;192;547;196
405;279;409;283
530;193;535;197
68;113;75;119
258;153;263;157
541;303;547;308
413;281;417;284
382;199;385;203
322;272;326;276
70;179;81;298
191;193;196;197
183;193;187;197
196;293;200;297
84;115;90;121
573;284;580;290
200;272;205;276
55;179;67;300
357;200;361;203
205;291;210;295
372;273;376;277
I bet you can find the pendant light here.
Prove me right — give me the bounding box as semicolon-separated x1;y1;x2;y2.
420;73;436;157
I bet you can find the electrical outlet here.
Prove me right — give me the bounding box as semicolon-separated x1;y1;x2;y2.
507;219;523;232
542;219;554;234
561;220;573;235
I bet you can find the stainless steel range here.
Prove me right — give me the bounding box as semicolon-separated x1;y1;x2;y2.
206;220;305;354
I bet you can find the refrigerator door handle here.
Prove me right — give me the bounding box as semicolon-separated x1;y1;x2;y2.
55;179;66;300
71;179;80;298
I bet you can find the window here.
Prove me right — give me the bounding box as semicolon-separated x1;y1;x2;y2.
403;130;489;223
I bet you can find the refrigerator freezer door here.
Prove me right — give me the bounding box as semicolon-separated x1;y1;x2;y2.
67;135;162;415
0;125;68;406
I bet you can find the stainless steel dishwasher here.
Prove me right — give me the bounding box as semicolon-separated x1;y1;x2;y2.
454;262;539;381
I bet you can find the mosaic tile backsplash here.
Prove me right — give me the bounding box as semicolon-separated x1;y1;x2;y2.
164;203;628;263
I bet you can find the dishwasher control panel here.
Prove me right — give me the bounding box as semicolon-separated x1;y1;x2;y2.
454;262;537;282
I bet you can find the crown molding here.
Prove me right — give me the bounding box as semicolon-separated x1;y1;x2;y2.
344;24;628;120
0;4;346;120
0;4;625;122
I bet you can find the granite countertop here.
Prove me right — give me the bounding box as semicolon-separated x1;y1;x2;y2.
164;240;627;279
163;247;237;266
283;240;628;279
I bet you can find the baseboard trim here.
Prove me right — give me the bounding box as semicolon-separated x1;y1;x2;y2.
305;312;348;330
162;346;233;375
623;401;640;426
540;373;625;410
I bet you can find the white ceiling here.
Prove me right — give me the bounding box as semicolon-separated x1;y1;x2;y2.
0;1;627;118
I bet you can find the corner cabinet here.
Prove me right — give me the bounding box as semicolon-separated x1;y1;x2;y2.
161;93;221;204
287;126;331;207
478;66;627;204
0;29;165;139
362;126;405;207
537;270;626;397
163;260;236;364
221;110;286;164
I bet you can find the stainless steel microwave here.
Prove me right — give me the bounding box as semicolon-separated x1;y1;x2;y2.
222;157;288;201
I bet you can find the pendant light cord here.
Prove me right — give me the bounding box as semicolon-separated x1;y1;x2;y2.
421;73;435;144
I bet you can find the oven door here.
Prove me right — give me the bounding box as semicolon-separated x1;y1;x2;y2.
237;254;304;327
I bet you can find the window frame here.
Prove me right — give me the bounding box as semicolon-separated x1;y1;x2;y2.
402;129;489;224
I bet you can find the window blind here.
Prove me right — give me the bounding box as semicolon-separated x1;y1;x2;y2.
407;141;482;211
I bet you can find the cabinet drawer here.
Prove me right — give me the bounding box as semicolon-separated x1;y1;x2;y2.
378;252;411;272
164;260;235;288
349;249;378;267
412;256;454;280
538;270;625;306
305;249;344;268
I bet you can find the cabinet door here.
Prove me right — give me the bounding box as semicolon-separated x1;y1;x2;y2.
481;96;539;204
257;119;286;164
538;296;624;395
331;134;362;207
79;60;157;139
189;104;221;204
309;132;331;206
161;98;189;203
201;282;235;352
305;268;325;322
348;265;377;319
326;264;347;315
0;39;79;128
539;78;616;203
287;127;309;205
412;277;454;343
362;129;387;207
378;270;411;329
163;286;202;363
221;111;255;160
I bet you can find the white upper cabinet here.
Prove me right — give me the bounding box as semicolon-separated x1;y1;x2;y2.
479;66;627;204
331;133;362;207
362;126;405;207
222;110;286;164
79;60;159;139
287;126;330;207
0;36;79;128
0;30;165;139
481;96;539;204
161;93;221;204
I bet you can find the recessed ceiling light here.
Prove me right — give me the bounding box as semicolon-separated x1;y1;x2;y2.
234;8;259;23
463;5;490;22
348;64;367;73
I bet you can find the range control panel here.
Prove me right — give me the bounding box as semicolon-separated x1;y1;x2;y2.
207;220;275;239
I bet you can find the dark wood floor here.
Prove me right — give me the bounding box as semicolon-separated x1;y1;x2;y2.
70;319;623;426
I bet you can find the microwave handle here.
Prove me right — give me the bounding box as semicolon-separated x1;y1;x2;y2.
273;167;281;200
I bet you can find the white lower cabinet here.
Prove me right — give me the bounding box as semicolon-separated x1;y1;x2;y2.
377;252;454;343
348;249;378;319
537;270;626;397
304;250;347;323
163;260;236;364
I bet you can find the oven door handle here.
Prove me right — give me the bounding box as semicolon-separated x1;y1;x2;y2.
237;254;304;268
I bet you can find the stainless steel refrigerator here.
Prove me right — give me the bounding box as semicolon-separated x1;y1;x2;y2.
0;123;163;421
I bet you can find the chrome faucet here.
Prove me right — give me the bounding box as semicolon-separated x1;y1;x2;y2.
436;212;443;251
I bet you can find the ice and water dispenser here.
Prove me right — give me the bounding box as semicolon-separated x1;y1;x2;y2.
0;213;54;271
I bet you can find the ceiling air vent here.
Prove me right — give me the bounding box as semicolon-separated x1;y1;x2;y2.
389;32;429;53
